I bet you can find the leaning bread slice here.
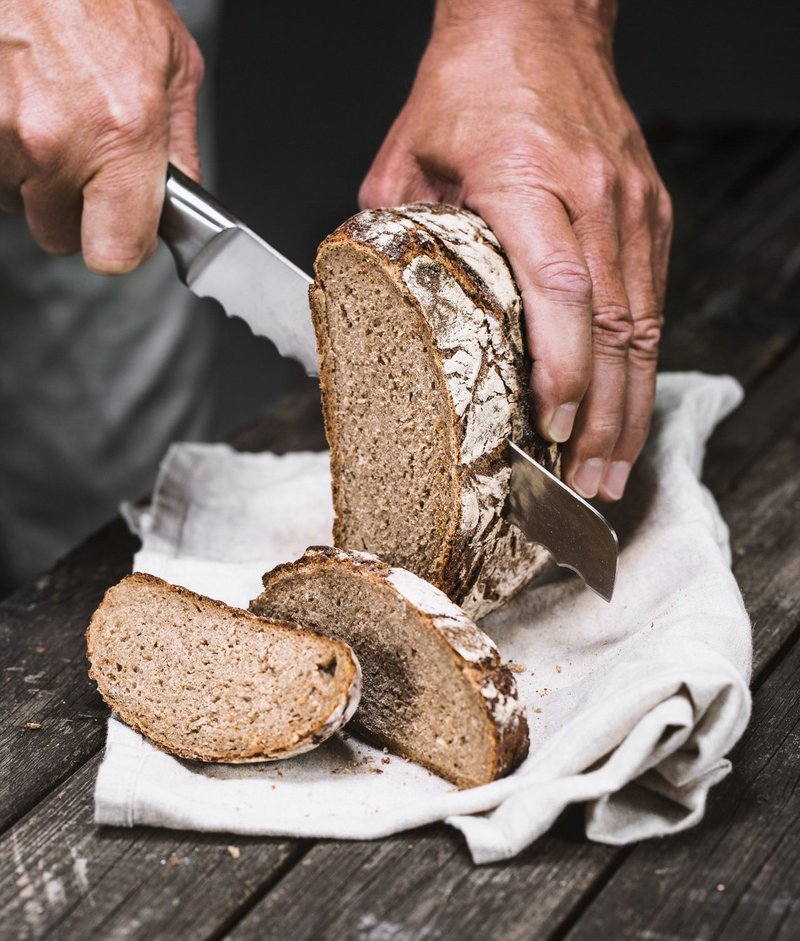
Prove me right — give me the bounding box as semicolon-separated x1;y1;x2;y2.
86;573;361;762
250;547;529;788
310;204;559;619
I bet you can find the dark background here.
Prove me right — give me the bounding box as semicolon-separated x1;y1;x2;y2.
209;1;800;432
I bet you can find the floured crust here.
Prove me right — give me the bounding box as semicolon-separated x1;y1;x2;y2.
253;547;529;784
311;204;559;619
86;572;362;763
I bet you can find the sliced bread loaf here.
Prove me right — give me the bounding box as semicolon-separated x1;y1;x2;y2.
86;573;361;762
250;546;529;788
310;203;559;619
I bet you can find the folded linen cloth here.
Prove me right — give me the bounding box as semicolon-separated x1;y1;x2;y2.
95;372;752;864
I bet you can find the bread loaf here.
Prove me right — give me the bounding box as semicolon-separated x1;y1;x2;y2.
86;573;361;762
250;546;529;788
310;203;559;619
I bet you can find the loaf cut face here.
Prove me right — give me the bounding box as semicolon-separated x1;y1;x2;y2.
86;573;361;762
250;547;529;788
310;204;559;619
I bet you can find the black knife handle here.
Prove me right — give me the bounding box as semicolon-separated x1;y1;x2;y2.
159;163;239;282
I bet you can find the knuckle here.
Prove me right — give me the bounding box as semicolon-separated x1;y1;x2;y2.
586;154;619;204
100;88;165;148
16;113;65;169
593;302;634;352
625;170;654;215
531;251;593;303
630;311;663;361
656;186;674;231
186;38;206;88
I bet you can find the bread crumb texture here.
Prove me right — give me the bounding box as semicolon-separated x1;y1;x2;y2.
251;547;529;788
86;573;361;762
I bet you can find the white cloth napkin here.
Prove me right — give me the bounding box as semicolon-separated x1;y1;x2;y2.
95;372;752;864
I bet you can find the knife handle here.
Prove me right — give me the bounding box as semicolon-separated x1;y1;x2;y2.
159;164;239;282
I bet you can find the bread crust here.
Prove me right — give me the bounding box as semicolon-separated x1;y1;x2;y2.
311;204;559;619
252;547;530;787
86;572;362;763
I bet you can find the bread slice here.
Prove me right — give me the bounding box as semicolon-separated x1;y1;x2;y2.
250;547;529;788
86;573;361;762
310;204;560;619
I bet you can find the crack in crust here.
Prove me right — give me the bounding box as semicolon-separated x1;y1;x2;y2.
313;204;560;619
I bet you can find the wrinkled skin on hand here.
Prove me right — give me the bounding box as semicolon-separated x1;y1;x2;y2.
360;1;673;501
0;0;203;274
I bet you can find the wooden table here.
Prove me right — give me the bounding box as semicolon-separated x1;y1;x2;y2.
2;127;799;941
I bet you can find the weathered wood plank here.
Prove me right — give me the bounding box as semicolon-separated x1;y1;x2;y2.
658;136;800;382
0;520;137;832
703;336;800;498
0;756;304;941
709;348;800;675
650;126;798;230
562;634;800;941
227;818;620;941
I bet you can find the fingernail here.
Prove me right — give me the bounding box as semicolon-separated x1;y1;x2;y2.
600;461;631;501
573;458;605;498
547;402;579;443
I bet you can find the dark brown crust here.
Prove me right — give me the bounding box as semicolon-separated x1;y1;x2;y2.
473;665;531;779
86;573;360;763
311;205;558;617
251;548;530;788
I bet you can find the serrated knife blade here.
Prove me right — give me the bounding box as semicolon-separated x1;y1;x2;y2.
507;440;619;601
159;164;318;375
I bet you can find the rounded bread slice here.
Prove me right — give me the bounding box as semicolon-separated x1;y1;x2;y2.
250;546;530;789
86;573;361;762
310;203;559;619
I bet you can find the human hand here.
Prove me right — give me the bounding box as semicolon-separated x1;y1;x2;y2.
0;0;203;274
360;0;672;501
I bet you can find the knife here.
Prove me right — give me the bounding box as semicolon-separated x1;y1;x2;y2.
507;441;618;601
159;164;619;601
159;164;318;375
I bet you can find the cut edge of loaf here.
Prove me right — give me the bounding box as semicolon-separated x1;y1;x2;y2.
251;547;530;787
310;203;559;619
86;572;362;763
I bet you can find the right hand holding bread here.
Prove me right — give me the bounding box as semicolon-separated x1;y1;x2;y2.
0;0;203;274
359;0;673;503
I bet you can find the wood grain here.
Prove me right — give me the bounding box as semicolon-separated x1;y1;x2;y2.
227;819;620;941
0;520;137;832
0;757;304;941
658;134;800;383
